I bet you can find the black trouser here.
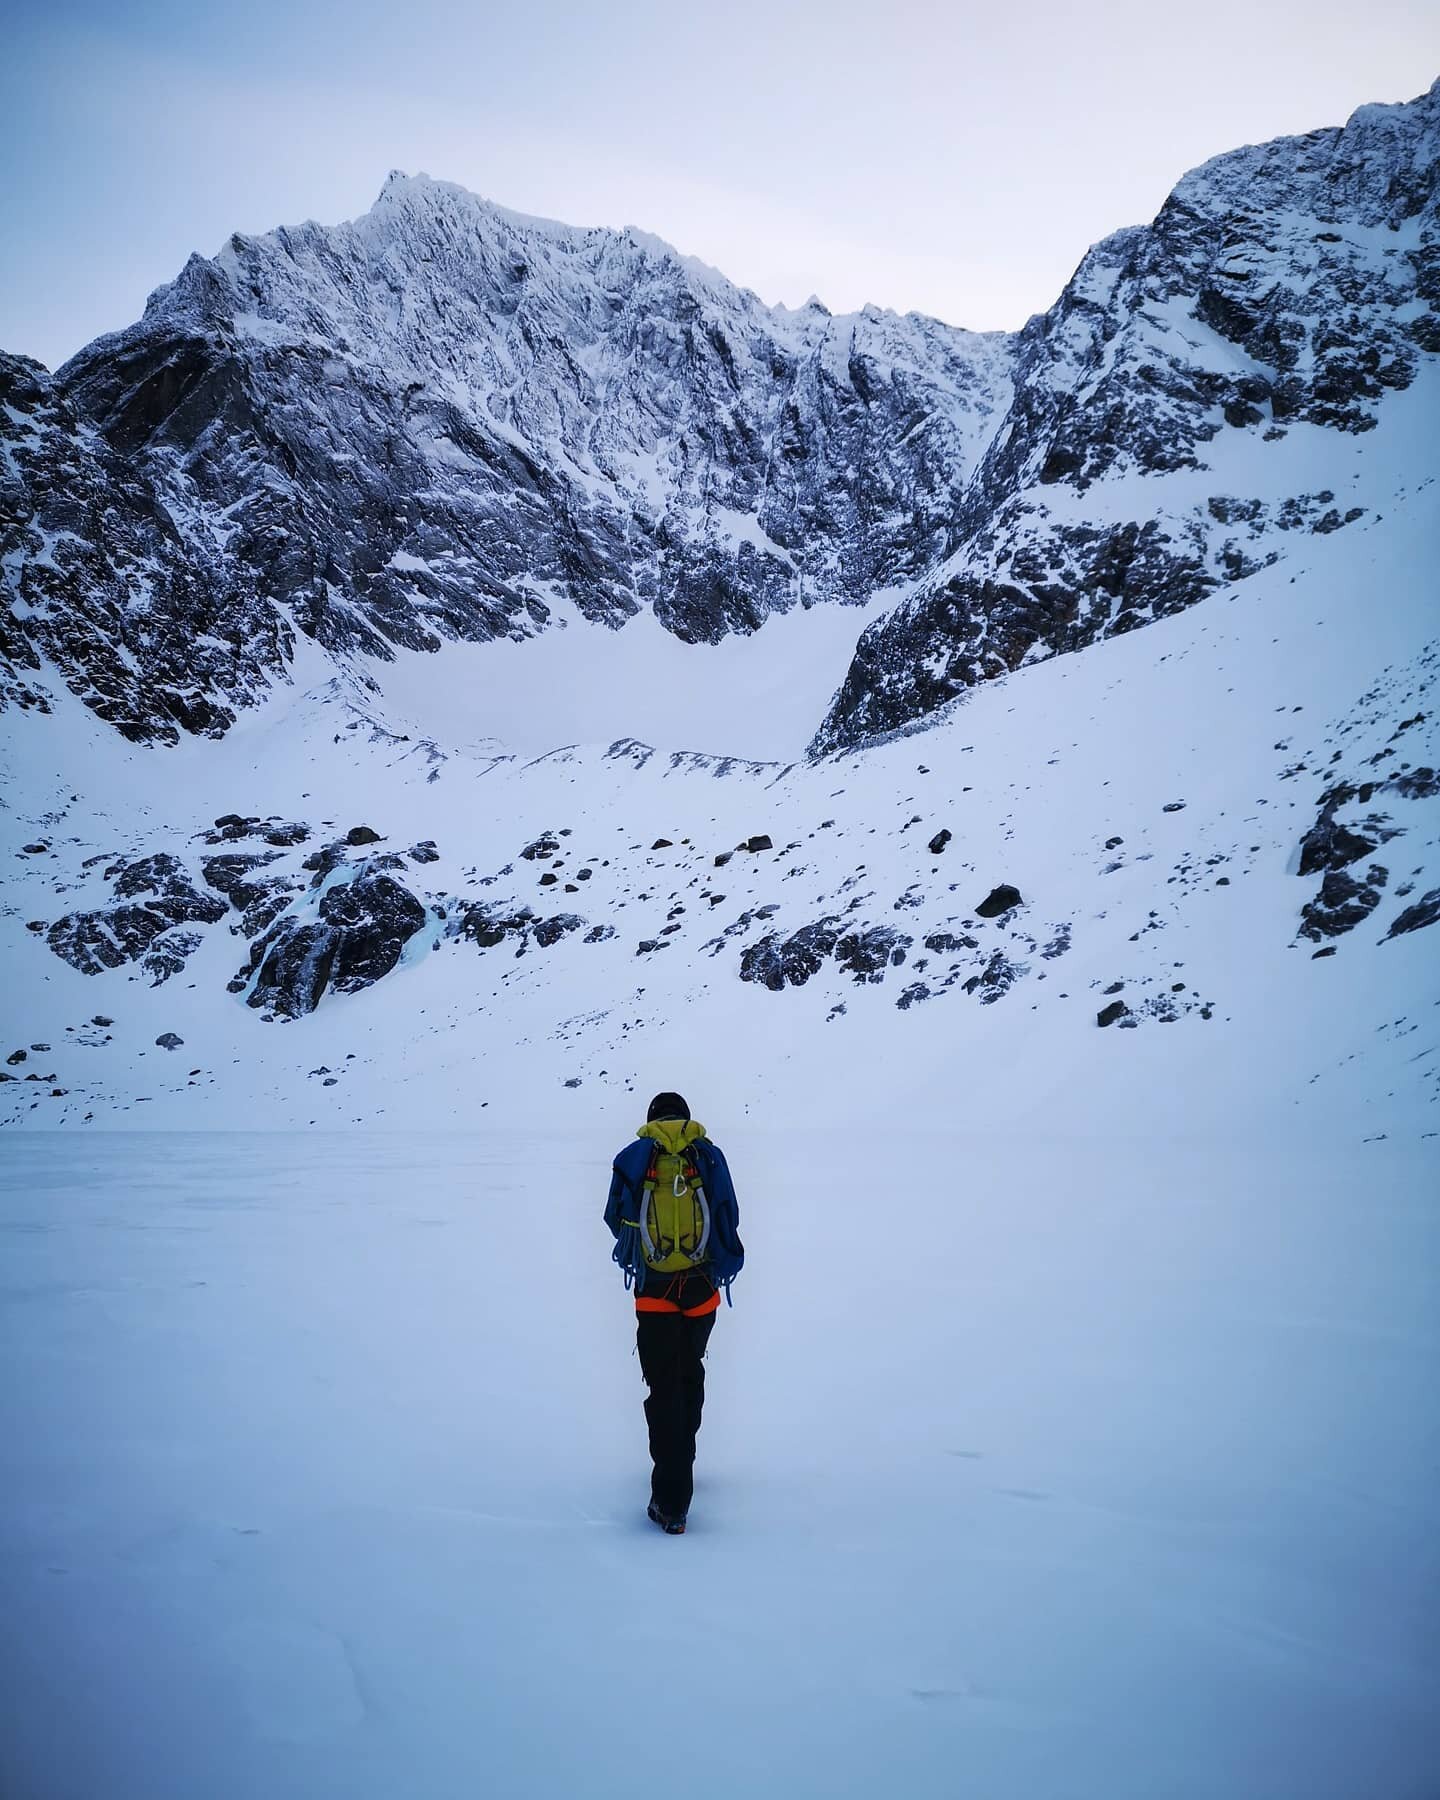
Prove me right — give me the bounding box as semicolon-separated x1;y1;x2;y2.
636;1277;717;1517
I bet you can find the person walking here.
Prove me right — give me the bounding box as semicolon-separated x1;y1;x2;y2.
604;1091;744;1534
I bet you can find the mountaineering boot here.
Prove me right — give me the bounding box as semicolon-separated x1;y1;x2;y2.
647;1500;686;1535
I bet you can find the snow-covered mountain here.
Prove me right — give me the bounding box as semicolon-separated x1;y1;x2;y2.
4;83;1435;753
1;81;1437;1137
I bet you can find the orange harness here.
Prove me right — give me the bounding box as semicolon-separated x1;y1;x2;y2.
635;1274;720;1318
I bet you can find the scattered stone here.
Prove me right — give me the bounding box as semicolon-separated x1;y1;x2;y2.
563;1077;582;1088
927;829;952;855
539;872;559;886
651;838;673;850
743;835;773;852
1162;801;1186;813
7;1050;26;1065
636;939;669;954
345;825;382;846
1097;1001;1130;1027
714;851;733;867
155;1033;184;1050
1312;946;1338;959
91;1016;113;1027
30;1043;49;1052
20;842;49;855
407;841;440;864
1103;980;1125;995
520;834;561;862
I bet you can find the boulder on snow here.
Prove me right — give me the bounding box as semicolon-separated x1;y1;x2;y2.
975;883;1023;918
346;825;382;846
1097;1001;1130;1027
927;829;952;855
155;1032;184;1050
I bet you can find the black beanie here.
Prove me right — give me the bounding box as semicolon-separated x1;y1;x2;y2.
647;1091;690;1122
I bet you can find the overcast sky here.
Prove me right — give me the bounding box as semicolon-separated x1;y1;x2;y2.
4;0;1436;369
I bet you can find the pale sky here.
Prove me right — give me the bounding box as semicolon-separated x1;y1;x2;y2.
3;0;1437;370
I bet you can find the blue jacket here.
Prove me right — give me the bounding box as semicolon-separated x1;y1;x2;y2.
605;1135;745;1300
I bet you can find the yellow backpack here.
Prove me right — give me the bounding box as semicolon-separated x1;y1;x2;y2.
639;1144;712;1272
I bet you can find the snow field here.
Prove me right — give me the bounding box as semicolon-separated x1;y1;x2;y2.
0;1130;1435;1799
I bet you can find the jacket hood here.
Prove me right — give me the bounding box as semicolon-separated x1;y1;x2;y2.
637;1119;707;1153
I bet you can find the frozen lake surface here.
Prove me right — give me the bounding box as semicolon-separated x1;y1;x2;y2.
2;1130;1436;1799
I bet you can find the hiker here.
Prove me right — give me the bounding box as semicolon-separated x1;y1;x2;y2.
604;1091;744;1534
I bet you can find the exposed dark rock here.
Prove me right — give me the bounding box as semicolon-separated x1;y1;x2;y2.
1297;808;1379;876
738;919;842;991
302;842;350;883
651;838;673;850
834;926;911;984
743;835;774;853
927;829;952;855
47;855;225;976
6;1050;25;1065
923;930;979;954
1097;1001;1130;1027
1162;801;1186;814
346;825;382;846
1384;888;1440;939
531;914;584;948
238;867;427;1018
520;834;561;861
202;851;284;910
457;902;536;950
143;929;203;985
636;939;669;954
975;883;1023;918
963;950;1026;1003
1298;866;1388;940
408;841;440;864
155;1032;184;1049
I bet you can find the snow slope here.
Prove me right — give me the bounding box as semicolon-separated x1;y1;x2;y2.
1;367;1435;1140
